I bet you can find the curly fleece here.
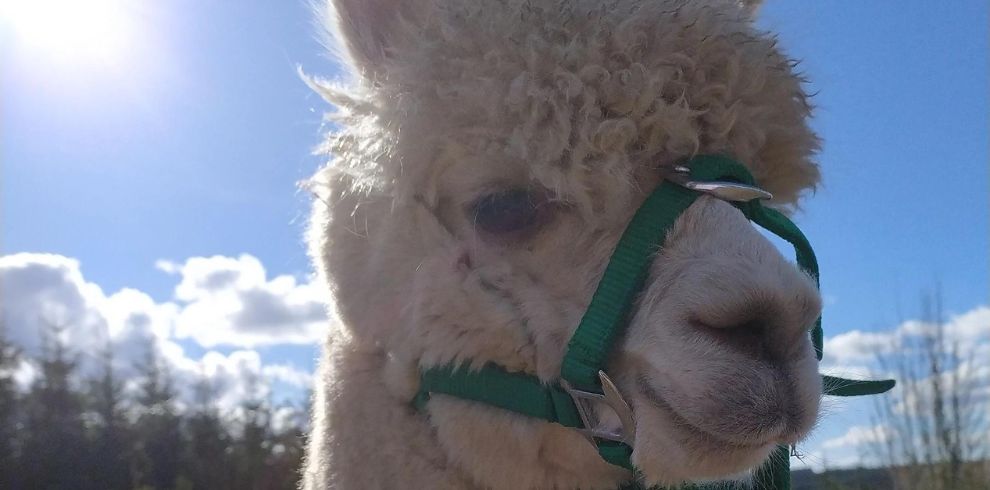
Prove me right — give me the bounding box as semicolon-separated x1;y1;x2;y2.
311;0;820;214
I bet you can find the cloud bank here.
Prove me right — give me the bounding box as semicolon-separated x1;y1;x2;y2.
811;305;990;470
2;252;986;470
0;252;326;413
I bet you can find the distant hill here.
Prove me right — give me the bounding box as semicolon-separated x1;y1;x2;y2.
791;460;990;490
792;467;893;490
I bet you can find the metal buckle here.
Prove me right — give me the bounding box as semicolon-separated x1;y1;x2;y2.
560;371;636;446
668;165;773;202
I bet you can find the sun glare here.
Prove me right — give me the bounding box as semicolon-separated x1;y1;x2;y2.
1;0;135;65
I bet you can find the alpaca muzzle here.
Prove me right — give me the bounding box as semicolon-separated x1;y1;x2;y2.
413;155;894;489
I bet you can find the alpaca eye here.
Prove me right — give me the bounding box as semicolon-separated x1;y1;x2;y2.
470;189;546;238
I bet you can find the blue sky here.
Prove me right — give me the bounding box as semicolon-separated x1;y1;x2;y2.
2;0;987;473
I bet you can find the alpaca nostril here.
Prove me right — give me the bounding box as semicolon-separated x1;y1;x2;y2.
691;316;774;361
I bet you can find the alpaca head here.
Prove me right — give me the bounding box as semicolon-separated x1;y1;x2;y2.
310;0;823;486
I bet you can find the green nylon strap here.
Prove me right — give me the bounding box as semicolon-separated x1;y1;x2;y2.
751;446;793;490
414;155;895;490
414;363;583;429
560;179;700;390
416;362;639;472
823;375;896;397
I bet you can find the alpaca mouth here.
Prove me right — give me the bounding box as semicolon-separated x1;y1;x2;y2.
636;378;782;450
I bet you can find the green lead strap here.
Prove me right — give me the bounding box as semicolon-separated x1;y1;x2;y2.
416;362;639;472
415;155;895;490
823;375;896;397
414;363;583;430
561;180;700;391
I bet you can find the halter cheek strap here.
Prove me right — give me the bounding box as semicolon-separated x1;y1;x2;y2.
413;155;894;489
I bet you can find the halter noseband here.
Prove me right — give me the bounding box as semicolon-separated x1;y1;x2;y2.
413;155;894;489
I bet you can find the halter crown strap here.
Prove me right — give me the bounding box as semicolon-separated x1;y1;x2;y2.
414;155;894;489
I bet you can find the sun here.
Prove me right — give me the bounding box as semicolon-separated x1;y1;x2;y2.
1;0;135;65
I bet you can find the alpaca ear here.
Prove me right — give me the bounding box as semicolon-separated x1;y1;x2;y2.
326;0;424;78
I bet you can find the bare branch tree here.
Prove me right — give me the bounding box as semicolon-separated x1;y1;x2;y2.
869;291;989;490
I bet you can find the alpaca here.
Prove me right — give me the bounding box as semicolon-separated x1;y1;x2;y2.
302;0;829;488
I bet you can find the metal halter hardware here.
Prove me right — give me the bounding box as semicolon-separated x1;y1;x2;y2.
667;165;774;202
561;370;636;445
412;155;895;490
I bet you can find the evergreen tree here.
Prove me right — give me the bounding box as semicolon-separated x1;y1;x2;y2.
184;374;233;489
233;374;273;490
87;341;133;490
19;320;90;489
1;324;313;490
133;342;183;490
266;401;308;490
0;321;23;489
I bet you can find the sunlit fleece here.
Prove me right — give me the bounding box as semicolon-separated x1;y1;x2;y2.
1;0;136;64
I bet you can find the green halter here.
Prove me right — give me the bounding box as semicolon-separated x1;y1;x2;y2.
414;155;894;489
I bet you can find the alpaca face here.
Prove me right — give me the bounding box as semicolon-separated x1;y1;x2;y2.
312;0;823;486
396;147;822;485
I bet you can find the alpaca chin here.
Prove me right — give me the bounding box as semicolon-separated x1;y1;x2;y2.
617;332;822;485
629;395;778;485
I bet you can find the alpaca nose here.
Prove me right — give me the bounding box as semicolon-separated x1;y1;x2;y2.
691;283;821;362
693;313;776;361
659;197;823;362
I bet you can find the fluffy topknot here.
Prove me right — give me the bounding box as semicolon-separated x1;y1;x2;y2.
311;0;819;216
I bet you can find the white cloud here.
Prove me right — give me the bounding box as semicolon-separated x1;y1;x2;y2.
263;363;314;389
104;287;178;341
0;252;320;414
0;253;112;356
822;425;891;450
271;404;308;433
820;364;874;380
164;254;330;347
12;358;38;388
165;255;266;302
194;349;269;412
810;304;990;471
822;330;896;368
154;259;180;275
822;304;990;416
945;306;990;341
821;305;990;375
804;448;869;472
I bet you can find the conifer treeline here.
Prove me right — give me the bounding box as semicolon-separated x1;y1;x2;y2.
0;322;307;490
